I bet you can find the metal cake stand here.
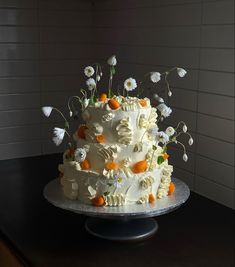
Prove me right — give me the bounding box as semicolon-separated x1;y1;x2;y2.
44;178;190;241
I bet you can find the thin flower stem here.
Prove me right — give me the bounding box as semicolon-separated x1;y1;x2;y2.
149;141;157;170
53;108;69;128
174;121;186;132
67;96;82;112
64;129;71;138
176;141;186;154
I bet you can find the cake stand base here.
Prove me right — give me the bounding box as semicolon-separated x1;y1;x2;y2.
85;217;158;241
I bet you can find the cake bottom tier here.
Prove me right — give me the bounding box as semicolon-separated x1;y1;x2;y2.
58;161;173;206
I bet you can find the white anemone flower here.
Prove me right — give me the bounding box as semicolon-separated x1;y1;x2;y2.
188;138;194;146
177;68;187;78
168;91;172;97
150;72;161;83
148;125;159;136
154;94;164;103
86;78;96;91
157;103;172;118
183;124;188;133
183;153;188;162
165;126;175;136
107;55;117;66
124;77;137;91
113;173;126;188
155;131;169;144
52;127;65;146
83;98;89;108
74;148;87;163
84;66;95;77
42;106;53;117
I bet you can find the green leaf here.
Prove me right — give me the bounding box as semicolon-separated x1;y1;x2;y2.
157;156;164;165
111;66;116;75
64;121;69;129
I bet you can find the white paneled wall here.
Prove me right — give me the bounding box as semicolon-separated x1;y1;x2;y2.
92;0;235;208
0;0;234;208
0;0;93;159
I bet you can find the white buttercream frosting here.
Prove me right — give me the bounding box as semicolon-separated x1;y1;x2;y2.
59;96;174;206
116;117;133;145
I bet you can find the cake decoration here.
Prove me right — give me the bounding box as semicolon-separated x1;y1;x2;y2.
42;55;193;206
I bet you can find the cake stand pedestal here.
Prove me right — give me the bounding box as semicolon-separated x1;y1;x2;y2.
44;178;190;241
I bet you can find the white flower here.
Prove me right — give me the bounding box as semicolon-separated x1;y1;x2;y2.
113;173;126;188
42;106;53;117
74;148;87;163
124;77;137;91
177;68;187;78
154;94;164;103
86;78;96;90
183;153;188;162
107;55;117;66
183;124;188;133
165;126;175;136
69;111;73;117
150;72;161;83
155;131;169;144
84;66;95;77
52;127;65;146
188;138;194;146
83;98;89;109
168;91;172;97
157;103;172;117
148;125;159;136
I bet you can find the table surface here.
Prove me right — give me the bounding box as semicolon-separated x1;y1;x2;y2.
0;154;234;267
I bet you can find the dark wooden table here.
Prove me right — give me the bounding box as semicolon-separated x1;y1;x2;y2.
0;155;234;267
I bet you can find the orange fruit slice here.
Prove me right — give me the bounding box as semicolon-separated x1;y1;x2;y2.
168;182;175;195
77;125;88;139
139;99;147;107
108;99;120;110
80;159;91;170
91;196;105;206
99;93;107;102
105;161;119;171
149;193;155;203
132;160;147;173
96;134;105;143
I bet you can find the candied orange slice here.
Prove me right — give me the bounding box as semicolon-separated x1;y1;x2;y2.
80;159;91;170
77;125;88;139
96;134;105;143
91;196;105;206
99;93;107;102
148;193;155;203
108;99;120;110
139;99;147;107
168;182;175;195
132;160;147;173
105;161;119;170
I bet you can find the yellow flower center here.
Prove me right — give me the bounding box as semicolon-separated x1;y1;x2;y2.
117;177;123;183
127;81;132;87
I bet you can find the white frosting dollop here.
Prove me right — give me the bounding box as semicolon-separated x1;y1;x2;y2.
116;117;133;145
105;194;126;206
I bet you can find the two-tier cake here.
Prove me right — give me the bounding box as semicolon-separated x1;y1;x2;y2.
42;55;192;207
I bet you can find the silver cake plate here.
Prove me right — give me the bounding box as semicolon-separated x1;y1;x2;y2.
44;178;190;241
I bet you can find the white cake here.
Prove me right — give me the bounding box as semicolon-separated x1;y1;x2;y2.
42;56;192;207
58;96;174;206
